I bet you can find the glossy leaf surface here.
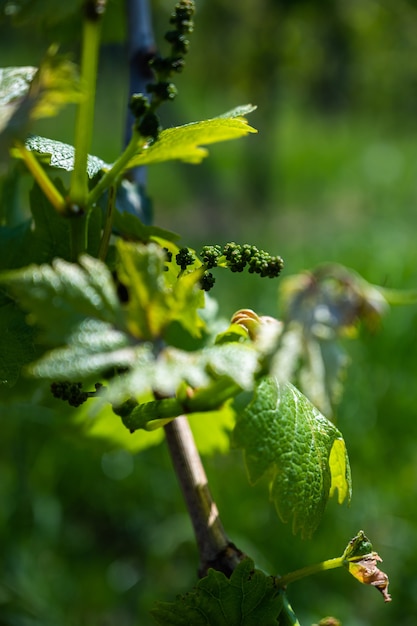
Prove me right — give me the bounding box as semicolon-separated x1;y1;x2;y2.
233;377;351;538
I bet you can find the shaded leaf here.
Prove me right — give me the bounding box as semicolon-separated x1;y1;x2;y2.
233;377;351;538
112;208;179;243
151;558;283;626
126;113;257;169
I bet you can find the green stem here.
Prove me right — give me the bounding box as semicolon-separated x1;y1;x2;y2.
15;141;67;214
70;213;88;261
87;132;146;208
98;183;116;261
70;10;102;209
276;556;345;588
120;379;242;432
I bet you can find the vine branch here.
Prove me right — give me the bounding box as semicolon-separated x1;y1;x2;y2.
164;416;246;577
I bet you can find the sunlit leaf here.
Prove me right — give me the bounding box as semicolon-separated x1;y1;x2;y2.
151;558;284;626
22;135;108;178
116;240;205;340
0;254;123;344
0;51;81;157
329;437;352;504
73;402;165;453
233;377;351;538
126;113;257;169
27;320;141;381
188;403;235;455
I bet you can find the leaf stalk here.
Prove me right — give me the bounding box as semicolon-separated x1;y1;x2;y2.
87;132;147;207
15;141;67;214
276;556;345;588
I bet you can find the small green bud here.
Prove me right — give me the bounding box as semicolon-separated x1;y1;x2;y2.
176;247;195;270
147;81;178;101
200;271;215;291
136;112;161;140
129;93;150;118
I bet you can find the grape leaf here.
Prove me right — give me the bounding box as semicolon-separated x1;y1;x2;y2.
116;240;205;340
126;112;257;169
0;53;81;157
233;377;351;538
151;558;284;626
0;254;123;344
27;319;142;381
15;107;256;179
112;208;180;243
188;404;236;455
22;135;108;178
73;402;165;453
276;264;390;417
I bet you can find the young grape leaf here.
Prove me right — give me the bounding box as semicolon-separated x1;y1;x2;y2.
233;377;351;538
116;240;205;340
73;402;165;453
27;319;141;381
125;113;257;169
22;135;109;178
112;208;180;243
151;558;284;626
276;264;390;417
0;254;123;344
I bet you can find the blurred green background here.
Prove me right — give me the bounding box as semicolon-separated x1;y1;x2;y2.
1;0;417;624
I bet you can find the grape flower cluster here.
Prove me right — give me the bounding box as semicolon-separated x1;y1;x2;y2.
129;1;195;141
169;242;283;292
201;242;284;278
51;381;102;407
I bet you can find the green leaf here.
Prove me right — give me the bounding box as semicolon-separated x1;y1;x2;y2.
22;135;109;178
27;319;139;381
0;66;37;136
275;264;392;417
233;377;351;538
151;558;283;626
116;240;205;340
0;52;81;155
0;254;123;344
73;402;165;453
188;403;235;455
126;112;257;169
112;208;179;243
